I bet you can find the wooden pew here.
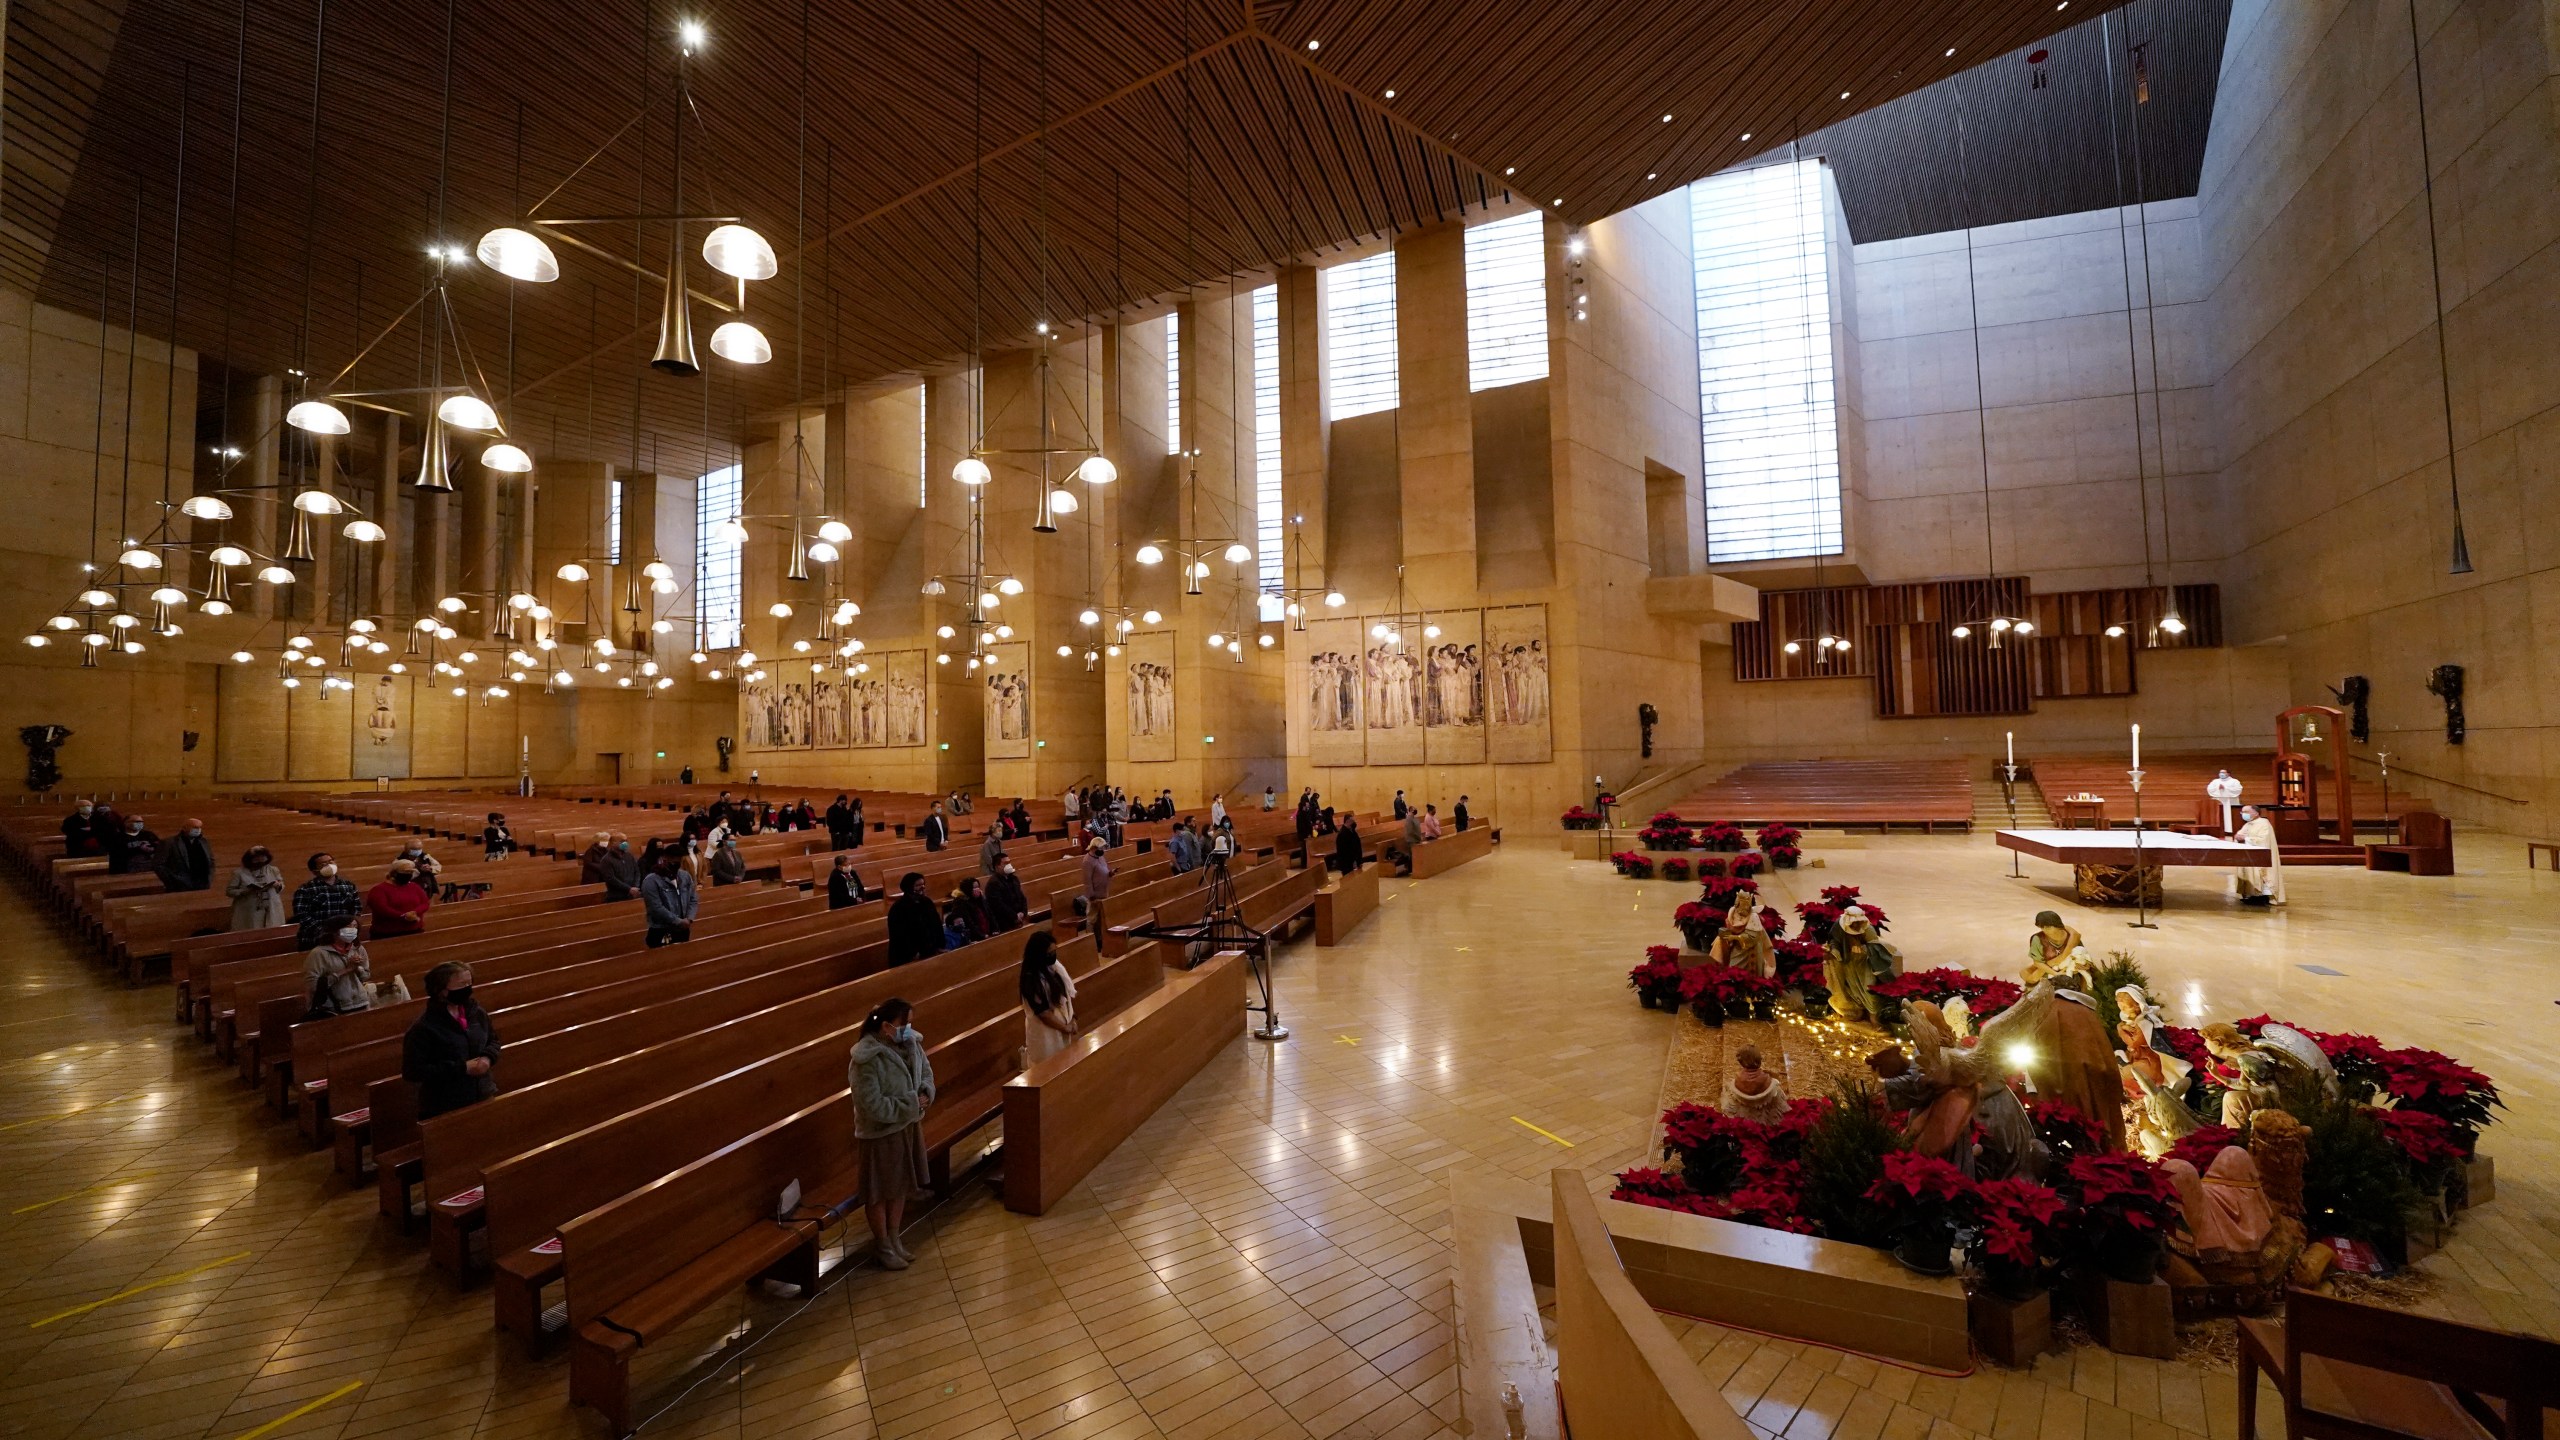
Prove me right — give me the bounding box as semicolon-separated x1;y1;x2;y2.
1001;950;1247;1215
1316;861;1381;946
554;945;1170;1430
1411;821;1497;878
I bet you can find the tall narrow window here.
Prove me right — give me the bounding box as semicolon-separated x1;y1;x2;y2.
1691;159;1841;563
916;384;928;508
607;478;625;565
695;462;744;651
1465;211;1548;389
1164;312;1182;454
1252;284;1282;594
1325;249;1398;418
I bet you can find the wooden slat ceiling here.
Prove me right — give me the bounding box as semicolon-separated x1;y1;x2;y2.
5;0;2096;477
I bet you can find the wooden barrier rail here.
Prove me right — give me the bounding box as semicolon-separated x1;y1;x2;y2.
1410;822;1497;878
1315;862;1380;946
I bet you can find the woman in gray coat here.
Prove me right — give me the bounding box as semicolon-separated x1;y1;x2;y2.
227;846;287;931
850;999;936;1269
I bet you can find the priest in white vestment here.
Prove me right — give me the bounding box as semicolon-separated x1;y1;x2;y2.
2206;769;2244;835
2231;804;2285;905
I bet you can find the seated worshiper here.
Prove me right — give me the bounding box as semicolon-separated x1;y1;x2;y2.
305;925;376;1017
60;800;102;857
2021;911;2094;988
1708;890;1775;978
827;853;867;909
482;812;515;861
1719;1045;1790;1125
2231;803;2285;905
1822;905;1900;1023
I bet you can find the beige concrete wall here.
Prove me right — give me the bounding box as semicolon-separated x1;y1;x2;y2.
2198;0;2560;827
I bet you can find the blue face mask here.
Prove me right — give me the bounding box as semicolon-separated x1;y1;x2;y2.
895;1024;917;1044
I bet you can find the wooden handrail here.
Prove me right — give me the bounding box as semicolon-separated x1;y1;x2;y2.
2346;753;2529;805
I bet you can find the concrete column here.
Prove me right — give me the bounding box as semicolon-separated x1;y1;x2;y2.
1395;221;1477;607
534;460;614;647
458;457;501;638
1276;265;1330;586
243;376;281;621
921;371;984;788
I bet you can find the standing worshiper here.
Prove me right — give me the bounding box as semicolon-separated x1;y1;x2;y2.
919;801;949;852
600;833;640;901
944;879;990;946
1061;785;1081;825
1295;792;1319;865
396;839;443;885
1393;789;1409;820
827;793;856;849
1210;793;1228;828
107;812;160;875
2232;804;2285;906
1453;796;1472;832
578;832;616;887
304;925;375;1017
2206;769;2244;836
292;852;363;950
88;801;122;859
984;858;1028;933
849;999;935;1269
679;763;695;785
1081;838;1114;908
979;826;1007;877
1018;931;1078;1067
827;854;867;909
886;872;945;966
1822;905;1902;1023
1167;820;1199;875
155;818;214;892
366;859;435;938
709;833;748;885
404;962;500;1120
1419;805;1443;841
227;846;287;931
60;800;102;857
482;812;515;861
1334;813;1364;875
1007;797;1031;838
847;795;865;847
640;852;698;946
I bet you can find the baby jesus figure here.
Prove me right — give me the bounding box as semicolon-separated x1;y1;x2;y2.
1718;1045;1791;1124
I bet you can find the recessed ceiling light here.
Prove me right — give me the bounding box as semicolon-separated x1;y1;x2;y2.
1840;90;1851;99
1306;38;1319;49
1384;88;1396;98
1646;172;1657;180
1946;47;1957;56
1504;166;1515;175
1740;132;1752;141
1661;113;1673;122
1553;197;1563;206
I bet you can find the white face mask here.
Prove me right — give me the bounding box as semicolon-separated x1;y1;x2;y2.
320;864;338;878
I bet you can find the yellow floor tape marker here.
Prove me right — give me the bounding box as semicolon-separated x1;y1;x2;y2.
11;1172;155;1215
29;1249;250;1328
1510;1117;1575;1147
0;1092;139;1134
227;1380;362;1440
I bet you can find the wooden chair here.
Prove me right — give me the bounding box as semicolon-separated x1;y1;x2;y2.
2238;1288;2558;1440
2367;810;2455;876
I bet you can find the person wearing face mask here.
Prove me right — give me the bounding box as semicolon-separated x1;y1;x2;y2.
640;853;698;946
395;841;444;887
849;999;935;1270
978;826;1006;878
885;872;944;966
60;801;103;858
710;833;748;886
578;832;616;887
87;801;122;858
304;925;375;1017
366;859;435;937
482;812;515;862
155;817;214;892
292;852;363;950
983;857;1028;933
106;813;161;876
228;846;287;931
403;962;500;1119
1018;931;1077;1067
827;853;867;909
599;832;640;902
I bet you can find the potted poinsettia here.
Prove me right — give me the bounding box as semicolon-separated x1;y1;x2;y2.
1620;852;1655;880
1659;1102;1755;1192
1755;822;1802;853
1698;820;1746;852
1775;937;1829;1009
1661;857;1692;882
1726;966;1782;1021
2060;1152;2182;1284
1672;899;1721;951
1696;874;1758;911
1628;946;1684;1009
1561;804;1603;831
1676;963;1732;1026
1864;1152;1975;1275
1967;1176;2067;1366
1693;853;1729;880
1639;814;1695;851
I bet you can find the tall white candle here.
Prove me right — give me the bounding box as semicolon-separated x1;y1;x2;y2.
2131;723;2141;770
2006;731;2015;766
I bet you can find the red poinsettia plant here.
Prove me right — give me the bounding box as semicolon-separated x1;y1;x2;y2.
2027;1100;2107;1168
1697;820;1747;852
1697;874;1759;910
2376;1107;2467;1174
1692;854;1729;879
1628;946;1684;1008
2057;1151;2183;1282
1864;1152;1976;1269
1758;905;1786;939
1869;967;2023;1019
2163;1123;2242;1172
1614;852;1655;879
2155;1024;2213;1069
1561;804;1603;830
1970;1177;2067;1297
1730;850;1767;878
1774;936;1829;991
1755;822;1803;850
1638;819;1695;851
1660;857;1692;882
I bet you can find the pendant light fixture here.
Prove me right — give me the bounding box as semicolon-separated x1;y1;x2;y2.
2405;0;2472;574
1942;87;2033;647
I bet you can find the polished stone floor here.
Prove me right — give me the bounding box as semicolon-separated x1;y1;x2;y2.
0;828;2553;1440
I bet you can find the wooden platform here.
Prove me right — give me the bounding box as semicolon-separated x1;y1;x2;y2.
1661;760;1973;831
2028;751;2405;834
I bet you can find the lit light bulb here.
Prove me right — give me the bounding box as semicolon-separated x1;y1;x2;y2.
1223;542;1251;564
768;601;793;618
952;457;992;486
1207;632;1226;648
715;517;750;545
691;651;709;663
482;442;533;473
2158;613;2188;635
807;540;839;563
1951;624;1972;639
1257;633;1275;648
556;561;591;582
1078;608;1100;626
936;625;956;639
978;593;1000;610
1056;644;1072;657
476;226;560;282
709;320;772;365
1782;640;1802;655
438;393;500;430
997;576;1025;596
286;399;351;435
1047;488;1078;514
343;519;387;542
701;223;777;281
1106;644;1121;657
1323;591;1346;608
817;519;852;544
993;625;1013;639
1423;623;1442;639
230;649;254;663
209;545;251;567
1140;609;1161;625
1076;455;1117;485
1191;561;1211;578
437;595;467;613
1134;543;1164;565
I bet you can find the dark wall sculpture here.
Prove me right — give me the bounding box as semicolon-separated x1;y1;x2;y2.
2424;665;2465;744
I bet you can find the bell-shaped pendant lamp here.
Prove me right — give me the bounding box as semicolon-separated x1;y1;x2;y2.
200;563;234;613
481;441;533;473
476;226;560;282
287;398;351;435
701;224;777;281
438;393;500;430
652;235;701;376
787;540;811;582
709;320;772;365
413;413;455;491
281;508;316;563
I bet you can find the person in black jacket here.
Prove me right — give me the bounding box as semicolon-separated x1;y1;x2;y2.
403;961;500;1120
1453;796;1472;833
108;814;161;876
885;871;945;966
60;801;102;857
826;854;866;909
983;859;1028;933
155;818;215;891
1334;814;1364;875
600;833;641;901
482;812;515;861
826;793;855;849
918;802;949;852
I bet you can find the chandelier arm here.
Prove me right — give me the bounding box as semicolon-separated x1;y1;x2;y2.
437;285;510;433
538;227;743;312
318;286;433;393
523;108;652;219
